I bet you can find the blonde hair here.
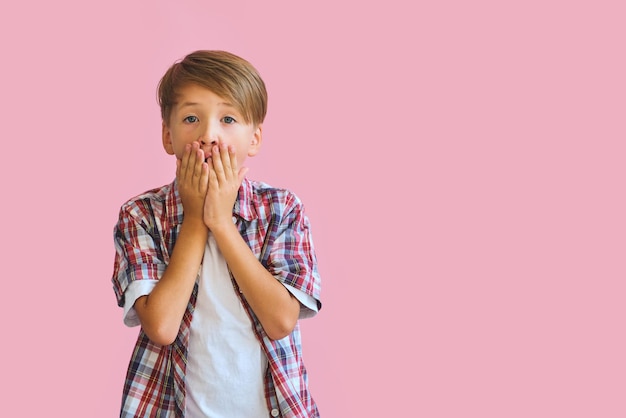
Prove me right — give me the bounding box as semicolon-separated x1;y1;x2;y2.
158;50;267;127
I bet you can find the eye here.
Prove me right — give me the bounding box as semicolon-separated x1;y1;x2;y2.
222;116;236;124
183;115;199;123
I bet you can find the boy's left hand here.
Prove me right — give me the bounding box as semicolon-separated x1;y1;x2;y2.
203;143;248;230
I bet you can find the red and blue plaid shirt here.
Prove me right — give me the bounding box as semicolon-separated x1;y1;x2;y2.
112;178;322;417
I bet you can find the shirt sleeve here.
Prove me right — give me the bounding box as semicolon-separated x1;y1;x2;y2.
265;192;322;318
111;202;168;319
123;280;158;327
283;284;319;319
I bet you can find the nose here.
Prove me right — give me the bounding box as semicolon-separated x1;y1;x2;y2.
200;137;218;146
199;123;219;148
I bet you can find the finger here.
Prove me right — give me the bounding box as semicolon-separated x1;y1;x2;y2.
227;145;238;176
192;146;205;183
219;144;234;179
199;161;209;194
179;143;192;180
207;160;219;189
211;144;226;181
189;142;200;177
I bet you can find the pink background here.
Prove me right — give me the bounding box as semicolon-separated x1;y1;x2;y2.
1;0;624;416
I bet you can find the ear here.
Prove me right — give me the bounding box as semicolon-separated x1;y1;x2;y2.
162;121;175;155
247;124;263;157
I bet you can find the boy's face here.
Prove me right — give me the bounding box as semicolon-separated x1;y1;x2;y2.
162;83;262;166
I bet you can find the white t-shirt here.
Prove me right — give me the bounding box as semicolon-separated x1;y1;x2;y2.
185;233;268;417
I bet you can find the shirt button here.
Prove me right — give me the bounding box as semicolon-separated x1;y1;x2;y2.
270;409;280;417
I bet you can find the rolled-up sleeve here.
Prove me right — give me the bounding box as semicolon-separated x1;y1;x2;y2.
112;203;167;322
266;193;322;318
122;280;158;327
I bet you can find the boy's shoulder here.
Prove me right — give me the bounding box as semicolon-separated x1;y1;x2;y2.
118;182;183;230
246;178;303;206
117;182;176;226
241;178;307;221
120;182;173;209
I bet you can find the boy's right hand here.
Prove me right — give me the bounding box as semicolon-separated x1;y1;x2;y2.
176;141;209;222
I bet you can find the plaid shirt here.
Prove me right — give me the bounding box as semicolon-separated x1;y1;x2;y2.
112;178;322;417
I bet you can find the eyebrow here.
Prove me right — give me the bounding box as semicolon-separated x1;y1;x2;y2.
178;101;235;109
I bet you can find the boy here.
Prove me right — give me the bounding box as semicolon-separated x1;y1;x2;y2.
111;50;322;417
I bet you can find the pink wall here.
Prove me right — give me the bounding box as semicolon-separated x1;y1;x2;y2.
1;0;625;416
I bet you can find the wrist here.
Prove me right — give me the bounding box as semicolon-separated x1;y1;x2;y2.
181;216;209;235
207;218;238;237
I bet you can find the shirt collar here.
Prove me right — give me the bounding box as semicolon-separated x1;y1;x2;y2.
165;177;257;228
234;177;257;222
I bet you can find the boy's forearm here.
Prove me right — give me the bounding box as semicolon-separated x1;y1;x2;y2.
135;218;208;345
210;222;300;340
